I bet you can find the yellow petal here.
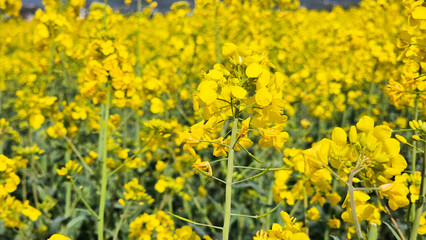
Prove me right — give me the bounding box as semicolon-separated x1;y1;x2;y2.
349;126;357;143
199;88;217;105
257;69;270;88
331;127;347;145
373;125;392;141
354;191;370;204
356;116;374;133
207;69;223;80
48;234;71;240
246;63;262;78
412;6;426;20
222;42;237;56
255;87;272;106
231;85;247;99
384;138;400;156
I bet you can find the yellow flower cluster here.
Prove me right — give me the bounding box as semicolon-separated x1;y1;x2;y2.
305;116;407;188
184;43;289;158
0;0;21;17
0;153;41;228
122;178;154;204
56;160;83;177
1;0;426;238
128;211;203;240
387;0;426;111
254;211;309;240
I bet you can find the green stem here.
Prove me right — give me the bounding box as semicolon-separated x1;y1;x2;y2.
70;177;98;218
112;203;130;240
98;81;111;240
137;0;142;12
368;223;378;240
168;212;223;230
65;148;72;218
232;170;268;185
348;168;364;240
223;115;239;240
193;166;226;184
411;97;419;175
64;136;94;175
303;183;309;236
324;179;337;240
410;139;426;240
230;203;280;219
409;97;419;223
233;166;289;171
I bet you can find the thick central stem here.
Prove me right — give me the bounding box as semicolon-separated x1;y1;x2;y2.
98;81;111;240
348;169;363;240
223;115;239;240
410;139;426;240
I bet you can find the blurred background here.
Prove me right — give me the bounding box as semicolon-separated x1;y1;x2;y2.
21;0;362;18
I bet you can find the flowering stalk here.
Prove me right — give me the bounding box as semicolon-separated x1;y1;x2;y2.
64;147;72;218
303;184;309;235
98;81;111;240
410;137;426;240
368;223;378;240
223;112;239;240
348;165;363;240
409;96;419;223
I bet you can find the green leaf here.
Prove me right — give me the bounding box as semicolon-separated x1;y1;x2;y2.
66;215;87;236
383;221;402;240
49;216;68;234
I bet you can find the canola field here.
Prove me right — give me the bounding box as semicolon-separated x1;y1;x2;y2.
0;0;425;239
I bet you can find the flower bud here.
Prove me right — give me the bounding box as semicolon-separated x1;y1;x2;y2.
395;134;407;144
349;126;357;143
413;120;420;129
409;121;416;130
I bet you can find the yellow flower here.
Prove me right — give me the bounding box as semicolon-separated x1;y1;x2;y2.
150;97;165;114
192;160;213;177
300;119;310;128
155;160;166;172
380;179;409;210
47;234;71;240
326;192;341;206
418;212;426;235
47;122;67;139
29;113;45;130
327;217;341;229
356;116;374;133
212;137;228;157
22;201;42;221
307;207;320;220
